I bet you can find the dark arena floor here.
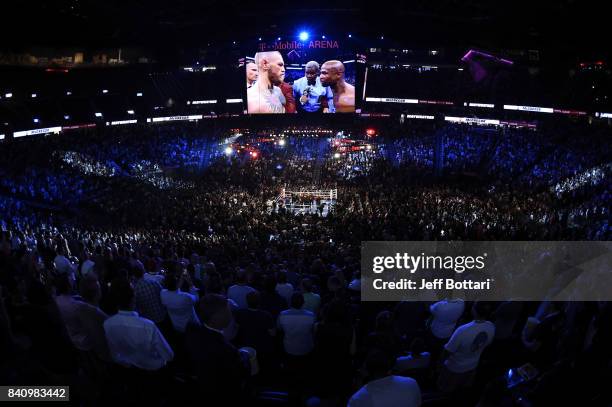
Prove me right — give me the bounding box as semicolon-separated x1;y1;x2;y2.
1;2;611;406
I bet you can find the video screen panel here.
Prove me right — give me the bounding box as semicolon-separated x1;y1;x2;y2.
246;48;359;114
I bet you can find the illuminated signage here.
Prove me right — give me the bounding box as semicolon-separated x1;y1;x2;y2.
445;116;500;125
553;109;587;116
189;100;217;105
503;105;554;113
365;97;418;104
150;115;203;123
14;126;62;138
107;120;138;126
405;114;435;120
226;99;243;104
467;103;495;108
258;40;340;52
419;100;454;106
62;123;96;131
596;112;612;118
500;120;537;129
359;113;391;117
0;134;4;140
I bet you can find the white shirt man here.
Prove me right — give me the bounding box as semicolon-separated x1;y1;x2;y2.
160;288;200;332
444;320;495;373
54;254;76;276
349;376;421;407
227;284;257;309
275;282;294;303
56;294;90;350
430;299;465;339
277;306;315;355
103;310;174;370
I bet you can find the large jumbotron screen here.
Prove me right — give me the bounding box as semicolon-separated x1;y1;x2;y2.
245;46;360;114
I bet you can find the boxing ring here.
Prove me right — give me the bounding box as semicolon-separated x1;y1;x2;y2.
269;188;337;217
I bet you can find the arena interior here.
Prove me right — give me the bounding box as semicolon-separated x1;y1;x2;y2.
0;1;611;406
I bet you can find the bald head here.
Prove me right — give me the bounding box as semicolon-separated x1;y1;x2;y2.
246;62;258;85
304;60;320;84
320;60;345;87
254;51;285;86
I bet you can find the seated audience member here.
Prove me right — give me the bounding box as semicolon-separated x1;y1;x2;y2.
103;277;174;371
227;269;257;309
349;349;421;407
160;272;200;333
438;301;495;392
185;294;250;402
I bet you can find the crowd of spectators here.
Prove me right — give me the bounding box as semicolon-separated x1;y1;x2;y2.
0;121;610;406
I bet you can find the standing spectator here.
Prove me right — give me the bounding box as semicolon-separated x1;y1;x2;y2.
133;262;167;327
349;349;421;407
314;299;355;399
429;298;465;353
438;301;495;392
185;294;250;403
103;277;174;371
234;291;276;370
77;274;110;362
278;292;315;356
260;275;288;319
54;246;76;283
275;271;294;303
160;272;200;333
80;250;96;277
227;269;256;309
301;278;321;314
55;273;89;351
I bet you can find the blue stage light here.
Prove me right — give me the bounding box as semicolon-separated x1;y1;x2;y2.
299;31;309;41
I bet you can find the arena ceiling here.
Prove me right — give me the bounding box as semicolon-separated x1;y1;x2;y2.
2;0;606;54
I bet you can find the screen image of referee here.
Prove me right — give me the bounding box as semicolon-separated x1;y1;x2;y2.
292;61;335;113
